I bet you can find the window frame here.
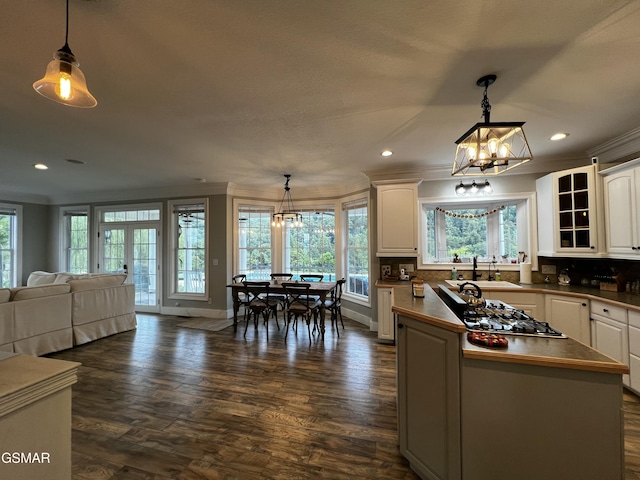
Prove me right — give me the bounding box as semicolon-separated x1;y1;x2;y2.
168;198;209;301
59;205;90;274
418;192;538;272
342;197;370;304
0;203;22;288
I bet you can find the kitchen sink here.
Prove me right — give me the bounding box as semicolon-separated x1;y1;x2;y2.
444;280;522;289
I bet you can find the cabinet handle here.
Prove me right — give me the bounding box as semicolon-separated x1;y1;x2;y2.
398;323;404;329
603;308;609;313
590;246;595;249
581;303;587;307
633;247;638;250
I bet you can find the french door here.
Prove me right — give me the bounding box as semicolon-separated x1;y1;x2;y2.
98;222;160;312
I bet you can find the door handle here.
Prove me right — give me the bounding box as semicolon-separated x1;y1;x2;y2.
123;264;128;274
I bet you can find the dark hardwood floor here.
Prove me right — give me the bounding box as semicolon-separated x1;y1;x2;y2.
48;313;640;479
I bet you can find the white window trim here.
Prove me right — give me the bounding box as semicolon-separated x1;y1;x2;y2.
418;192;538;272
58;205;89;273
0;203;22;287
168;198;209;301
341;192;371;307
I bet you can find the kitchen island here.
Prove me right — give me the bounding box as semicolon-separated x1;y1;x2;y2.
393;284;628;480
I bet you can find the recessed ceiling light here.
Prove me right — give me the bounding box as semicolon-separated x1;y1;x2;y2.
33;163;48;170
381;150;393;157
550;133;569;141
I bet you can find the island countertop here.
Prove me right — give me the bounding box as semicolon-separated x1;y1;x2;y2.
391;283;629;374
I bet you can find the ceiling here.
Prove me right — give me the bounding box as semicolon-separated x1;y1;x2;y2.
3;0;640;203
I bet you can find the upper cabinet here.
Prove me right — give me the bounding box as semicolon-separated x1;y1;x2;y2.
602;159;640;257
374;180;421;257
536;165;603;257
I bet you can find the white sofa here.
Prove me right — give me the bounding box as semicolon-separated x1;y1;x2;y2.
0;271;136;356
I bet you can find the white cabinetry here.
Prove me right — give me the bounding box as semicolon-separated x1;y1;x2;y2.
629;310;640;395
375;181;420;257
602;161;640;257
591;300;629;386
536;165;602;256
545;294;590;344
377;287;395;341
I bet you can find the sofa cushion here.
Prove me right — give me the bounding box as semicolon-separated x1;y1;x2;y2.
10;284;71;301
67;274;127;292
0;289;10;304
53;272;82;283
26;271;56;286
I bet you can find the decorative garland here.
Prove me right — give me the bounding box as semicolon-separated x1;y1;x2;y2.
435;205;505;218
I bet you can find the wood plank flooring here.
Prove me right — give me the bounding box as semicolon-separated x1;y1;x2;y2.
47;314;640;479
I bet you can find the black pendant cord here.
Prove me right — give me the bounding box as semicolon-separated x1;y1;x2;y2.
481;84;491;123
65;0;69;46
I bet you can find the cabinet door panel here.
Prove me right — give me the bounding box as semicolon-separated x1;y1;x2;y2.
604;171;636;254
377;288;394;340
545;295;590;344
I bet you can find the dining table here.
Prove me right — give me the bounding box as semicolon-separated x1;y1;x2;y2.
227;280;337;338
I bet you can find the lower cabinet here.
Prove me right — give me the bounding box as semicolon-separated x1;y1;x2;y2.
377;287;394;341
545;294;590;344
396;314;461;480
629;311;640;395
591;300;630;386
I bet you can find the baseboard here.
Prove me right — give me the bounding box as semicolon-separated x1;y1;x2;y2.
159;306;228;318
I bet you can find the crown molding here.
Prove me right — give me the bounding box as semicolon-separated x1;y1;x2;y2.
588;126;640;164
0;190;52;205
49;182;229;205
227;178;371;201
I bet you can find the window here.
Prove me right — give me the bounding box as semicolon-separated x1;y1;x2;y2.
238;206;272;280
343;199;369;298
420;197;529;266
0;205;20;287
284;210;335;279
170;200;207;298
60;207;89;274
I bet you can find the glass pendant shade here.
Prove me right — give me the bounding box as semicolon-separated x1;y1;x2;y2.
33;45;97;108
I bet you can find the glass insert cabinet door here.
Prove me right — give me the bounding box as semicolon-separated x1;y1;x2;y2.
557;171;593;250
99;224;159;311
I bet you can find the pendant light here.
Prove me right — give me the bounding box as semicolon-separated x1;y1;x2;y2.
452;74;531;176
272;175;303;228
33;0;97;108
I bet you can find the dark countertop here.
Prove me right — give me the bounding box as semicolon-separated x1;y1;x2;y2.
390;282;629;374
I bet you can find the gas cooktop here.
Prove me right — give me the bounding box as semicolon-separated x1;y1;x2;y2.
437;284;566;338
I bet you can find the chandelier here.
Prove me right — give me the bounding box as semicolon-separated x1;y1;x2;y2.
272;174;303;228
452;74;532;176
33;0;97;108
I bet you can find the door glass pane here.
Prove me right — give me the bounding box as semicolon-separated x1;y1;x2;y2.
574;191;588;210
558;193;572;211
573;173;588;190
559;212;573;229
102;229;126;274
133;228;157;306
560;231;574;248
558;175;572;193
575;230;590;248
574;211;590;228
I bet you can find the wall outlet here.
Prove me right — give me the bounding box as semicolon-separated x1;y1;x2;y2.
399;263;414;272
541;264;557;274
381;265;391;276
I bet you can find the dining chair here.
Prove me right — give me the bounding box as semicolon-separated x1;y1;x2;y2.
281;282;321;341
324;277;346;336
269;273;293;321
300;274;323;282
232;274;249;323
242;281;279;339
